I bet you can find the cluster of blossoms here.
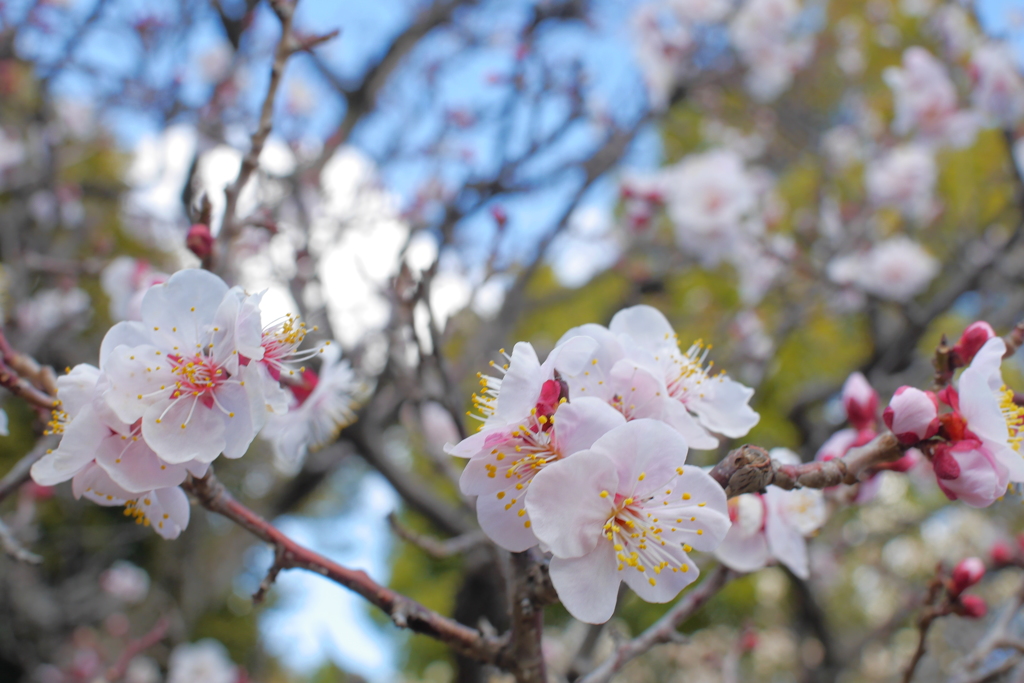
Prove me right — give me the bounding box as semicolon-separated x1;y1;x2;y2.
883;323;1024;508
448;305;758;622
30;269;361;538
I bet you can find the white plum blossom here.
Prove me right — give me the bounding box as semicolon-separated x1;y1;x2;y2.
827;236;940;302
100;269;269;464
459;397;625;551
714;449;827;578
932;6;978;59
660;149;762;266
969;43;1024;127
632;6;692;111
729;0;814;102
262;344;361;467
167;639;238;683
30;363;198;539
526;420;730;623
883;47;978;147
559;305;759;450
864;145;937;223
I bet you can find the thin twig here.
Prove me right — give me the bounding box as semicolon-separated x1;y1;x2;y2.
578;566;734;683
182;469;506;663
104;617;170;682
0;436;58;505
0;516;40;564
388;513;487;559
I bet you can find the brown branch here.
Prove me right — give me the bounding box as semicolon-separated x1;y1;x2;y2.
506;550;547;683
104;617;170;682
182;469;506;663
0;436;58;505
0;331;59;413
708;434;902;497
388;513;487;559
578;565;734;683
0;516;40;564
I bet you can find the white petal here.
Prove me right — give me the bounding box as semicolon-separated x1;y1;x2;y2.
31;405;108;485
72;463;133;505
764;489;811;579
609;305;676;354
590;419;687;497
101;344;172;424
148;487;191;539
660;399;720;450
494;342;542;422
687;375;759;438
140;269;228;342
549;544;622;624
622;546;698;604
475;487;538;552
55;364;101;418
94;435;189;493
99;322;152;367
217;376;263;459
714;526;770;574
553;397;626;456
141;397;226;464
526;450;619;558
656;471;732;551
545;335;599;377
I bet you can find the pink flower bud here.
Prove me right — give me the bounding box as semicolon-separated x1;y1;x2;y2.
991;542;1013;566
958;594;987;619
951;557;986;596
883;386;939;445
187;224;214;260
953;322;996;366
842;372;879;430
933;440;1009;508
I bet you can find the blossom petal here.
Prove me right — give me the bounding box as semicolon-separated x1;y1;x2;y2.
609;305;676;354
73;462;133;505
764;488;811;579
545;335;599;377
526;450;618;558
140;269;228;342
660;399;720;450
655;469;731;551
590;419;687;496
31;405;108;485
55;364;101;418
101;344;172;424
494;342;542;422
622;546;698;604
148;487;190;539
549;544;621;624
553;397;626;456
142;397;226;464
475;487;538;552
686;374;759;438
714;525;770;573
94;435;189;493
99;322;152;367
217;373;264;459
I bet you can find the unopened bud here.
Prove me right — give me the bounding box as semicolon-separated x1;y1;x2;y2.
186;224;214;259
958;594;987;619
950;557;986;596
953;322;996;366
991;542;1013;566
842;372;878;430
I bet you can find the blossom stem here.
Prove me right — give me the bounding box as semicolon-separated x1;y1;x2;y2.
104;617;170;683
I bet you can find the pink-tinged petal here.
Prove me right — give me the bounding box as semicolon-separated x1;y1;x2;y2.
764;489;810;579
99;322;152;367
768;487;827;536
936;441;1009;508
217;370;264;459
140;268;228;342
884;386;939;445
141;397;226;464
553;397;626;456
590;419;687;496
659;399;719;450
55;364;101;418
494;342;542;422
475;487;538;552
954;322;996;365
842;372;879;430
94;435;189;493
148;487;190;539
549;544;621;624
687;375;759;439
186;461;210;478
964;337;1007;393
526;450;618;558
101;344;173;424
655;470;731;551
714;525;770;573
623;545;699;604
545;335;599;378
459;453;504;496
557;324;625;369
213;288;265;368
31;405;109;486
73;463;134;505
609;305;676;354
445;429;491;459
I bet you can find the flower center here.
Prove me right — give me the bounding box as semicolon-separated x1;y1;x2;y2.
665;339;717;405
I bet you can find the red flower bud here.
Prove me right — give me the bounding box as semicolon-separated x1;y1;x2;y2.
991;542;1014;566
953;322;996;366
186;224;214;260
950;557;986;596
958;594;987;619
